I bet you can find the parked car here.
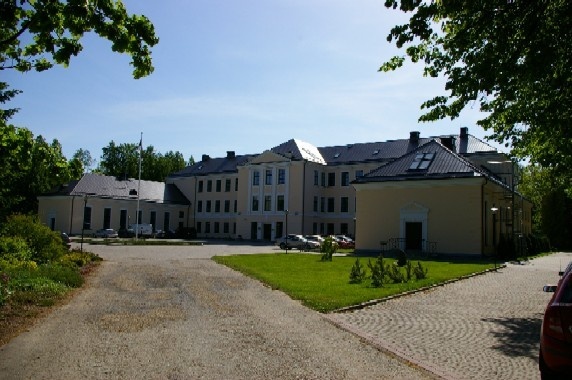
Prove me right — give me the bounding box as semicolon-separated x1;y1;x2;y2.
60;232;72;249
118;228;135;238
93;228;118;238
155;229;177;239
276;234;319;251
325;235;354;249
129;223;154;238
539;262;572;379
304;235;324;246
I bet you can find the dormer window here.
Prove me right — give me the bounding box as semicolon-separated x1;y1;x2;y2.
409;152;435;170
334;153;340;158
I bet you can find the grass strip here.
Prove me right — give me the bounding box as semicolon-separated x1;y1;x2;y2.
213;253;496;313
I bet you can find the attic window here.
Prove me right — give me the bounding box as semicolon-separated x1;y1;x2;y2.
129;189;138;196
198;165;203;170
409;152;435;171
334;153;340;158
373;150;379;155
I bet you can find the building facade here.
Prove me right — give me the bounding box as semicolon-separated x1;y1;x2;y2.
38;174;190;236
167;127;523;249
38;127;531;255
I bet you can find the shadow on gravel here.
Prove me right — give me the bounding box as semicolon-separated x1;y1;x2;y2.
482;316;543;360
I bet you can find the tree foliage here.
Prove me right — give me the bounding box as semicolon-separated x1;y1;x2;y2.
519;165;572;249
0;0;158;79
98;141;187;182
0;214;67;264
0;122;83;220
381;1;572;175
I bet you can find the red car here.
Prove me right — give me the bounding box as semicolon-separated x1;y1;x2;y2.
539;262;572;379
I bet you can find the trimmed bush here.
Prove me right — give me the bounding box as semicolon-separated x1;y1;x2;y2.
396;249;408;267
349;258;367;284
320;237;337;262
413;261;429;280
368;255;386;288
387;263;406;283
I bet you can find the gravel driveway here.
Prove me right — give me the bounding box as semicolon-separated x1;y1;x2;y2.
0;243;433;380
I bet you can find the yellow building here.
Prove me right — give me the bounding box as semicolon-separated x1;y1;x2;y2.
166;128;529;252
352;140;532;256
37;174;190;236
38;127;531;256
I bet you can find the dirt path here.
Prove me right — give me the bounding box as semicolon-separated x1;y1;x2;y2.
0;244;433;380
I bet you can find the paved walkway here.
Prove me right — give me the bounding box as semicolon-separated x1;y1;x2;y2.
325;252;572;380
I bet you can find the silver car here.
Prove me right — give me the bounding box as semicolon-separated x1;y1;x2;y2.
276;234;319;251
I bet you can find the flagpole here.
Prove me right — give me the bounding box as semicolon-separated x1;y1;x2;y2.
136;132;142;240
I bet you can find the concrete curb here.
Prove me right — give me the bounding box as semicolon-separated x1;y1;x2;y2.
329;264;507;314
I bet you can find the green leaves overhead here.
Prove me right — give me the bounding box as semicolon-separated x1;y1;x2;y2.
0;0;158;78
0;122;82;220
381;1;572;174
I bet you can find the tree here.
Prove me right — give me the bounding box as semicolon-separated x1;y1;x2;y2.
0;0;158;79
98;141;140;180
519;165;572;249
98;141;187;182
0;82;21;122
0;123;80;220
381;1;572;179
72;148;95;173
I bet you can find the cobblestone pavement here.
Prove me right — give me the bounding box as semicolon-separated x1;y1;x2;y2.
324;252;572;380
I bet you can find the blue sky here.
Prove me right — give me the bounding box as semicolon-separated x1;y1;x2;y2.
5;0;502;165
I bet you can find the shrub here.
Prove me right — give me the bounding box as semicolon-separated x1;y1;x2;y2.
0;271;11;305
320;237;337;262
0;214;66;263
413;261;429;280
396;249;408;267
0;236;32;262
58;249;102;268
405;260;413;281
349;258;367;284
387;263;406;283
368;255;386;288
9;276;69;306
38;264;84;288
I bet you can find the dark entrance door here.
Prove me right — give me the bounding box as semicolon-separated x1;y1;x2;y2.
263;224;272;241
405;222;423;250
250;222;258;240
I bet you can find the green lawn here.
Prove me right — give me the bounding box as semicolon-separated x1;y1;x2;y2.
212;253;497;312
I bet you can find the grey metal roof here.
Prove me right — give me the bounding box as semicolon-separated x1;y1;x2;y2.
355;140;488;183
319;134;496;165
168;129;499;177
169;154;256;177
45;173;190;204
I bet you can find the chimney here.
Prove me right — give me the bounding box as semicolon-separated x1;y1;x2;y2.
201;154;210;162
410;131;420;143
226;151;235;159
441;136;456;151
460;127;468;138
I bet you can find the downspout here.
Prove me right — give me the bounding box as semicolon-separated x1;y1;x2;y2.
193;177;197;230
481;178;488;257
301;160;306;234
69;194;76;235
